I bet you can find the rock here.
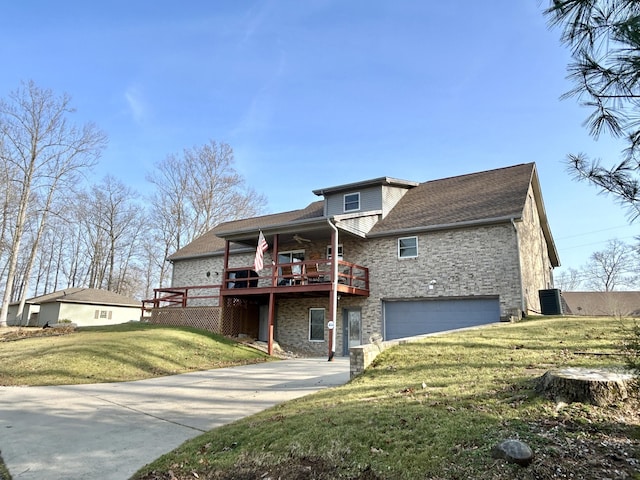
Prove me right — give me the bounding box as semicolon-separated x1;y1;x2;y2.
491;439;534;466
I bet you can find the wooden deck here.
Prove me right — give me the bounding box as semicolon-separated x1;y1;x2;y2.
143;259;369;312
221;259;369;298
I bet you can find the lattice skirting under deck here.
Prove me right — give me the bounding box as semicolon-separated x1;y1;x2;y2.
147;298;258;338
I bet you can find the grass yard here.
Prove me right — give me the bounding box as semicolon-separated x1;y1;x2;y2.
132;317;640;480
0;322;270;386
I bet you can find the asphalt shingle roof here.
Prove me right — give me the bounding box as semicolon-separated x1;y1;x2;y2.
13;288;86;306
36;288;141;307
168;201;325;260
169;163;547;261
369;163;533;234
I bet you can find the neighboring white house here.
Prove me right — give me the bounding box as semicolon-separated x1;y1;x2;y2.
8;288;141;327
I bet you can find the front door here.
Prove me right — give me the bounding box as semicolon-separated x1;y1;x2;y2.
343;308;362;355
258;305;269;342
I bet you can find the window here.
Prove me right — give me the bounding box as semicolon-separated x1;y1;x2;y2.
278;250;305;280
309;308;325;341
343;192;360;212
326;244;343;260
398;236;418;258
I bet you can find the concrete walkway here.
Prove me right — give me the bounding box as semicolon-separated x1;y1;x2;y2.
0;357;349;480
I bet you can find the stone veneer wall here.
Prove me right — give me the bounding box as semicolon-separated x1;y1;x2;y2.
171;251;267;289
276;297;331;356
515;185;554;314
274;224;525;355
169;215;553;354
342;222;524;337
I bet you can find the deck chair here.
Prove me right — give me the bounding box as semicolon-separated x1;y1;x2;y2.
279;265;293;285
305;263;323;283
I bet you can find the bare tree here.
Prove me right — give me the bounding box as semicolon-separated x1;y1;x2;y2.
0;81;106;326
80;176;141;294
146;140;267;283
0;149;18;265
582;239;637;291
555;267;582;291
139;236;163;299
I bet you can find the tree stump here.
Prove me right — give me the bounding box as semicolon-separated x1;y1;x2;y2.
535;367;635;406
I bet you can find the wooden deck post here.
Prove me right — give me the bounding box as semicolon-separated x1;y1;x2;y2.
267;292;275;355
222;240;230;296
271;234;279;287
266;234;277;356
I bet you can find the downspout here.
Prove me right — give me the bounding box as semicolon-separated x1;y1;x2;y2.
267;234;279;356
327;218;339;360
511;219;526;317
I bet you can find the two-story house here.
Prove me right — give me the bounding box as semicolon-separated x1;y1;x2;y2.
155;163;559;357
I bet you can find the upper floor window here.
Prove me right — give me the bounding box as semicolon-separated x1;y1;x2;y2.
327;244;343;260
343;192;360;212
398;236;418;258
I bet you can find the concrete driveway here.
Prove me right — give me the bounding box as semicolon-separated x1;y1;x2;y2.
0;357;349;480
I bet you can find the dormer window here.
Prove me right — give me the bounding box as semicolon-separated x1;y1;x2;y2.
344;192;360;212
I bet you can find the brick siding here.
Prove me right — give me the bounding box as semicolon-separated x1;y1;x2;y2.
170;207;552;353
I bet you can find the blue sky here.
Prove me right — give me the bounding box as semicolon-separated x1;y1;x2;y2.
0;1;635;279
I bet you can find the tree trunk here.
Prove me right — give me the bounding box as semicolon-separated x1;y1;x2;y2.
535;367;635;406
0;179;31;327
18;187;57;325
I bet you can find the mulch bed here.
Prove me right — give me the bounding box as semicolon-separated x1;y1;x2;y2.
0;325;76;342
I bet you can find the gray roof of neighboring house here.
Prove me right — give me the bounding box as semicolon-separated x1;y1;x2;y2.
168;163;558;264
10;288;86;306
33;288;141;308
562;291;640;317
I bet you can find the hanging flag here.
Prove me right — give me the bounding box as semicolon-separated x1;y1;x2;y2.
254;231;269;272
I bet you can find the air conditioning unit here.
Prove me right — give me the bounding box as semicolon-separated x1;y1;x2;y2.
539;289;563;315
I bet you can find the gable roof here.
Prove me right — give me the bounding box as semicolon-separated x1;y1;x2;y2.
369;163;534;234
35;288;141;308
169;163;558;266
365;163;558;266
11;287;86;306
168;201;325;260
312;176;419;196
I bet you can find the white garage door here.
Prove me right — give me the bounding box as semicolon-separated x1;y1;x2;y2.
384;297;500;340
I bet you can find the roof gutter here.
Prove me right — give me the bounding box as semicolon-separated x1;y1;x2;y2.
366;215;522;238
215;216;329;240
167;246;255;262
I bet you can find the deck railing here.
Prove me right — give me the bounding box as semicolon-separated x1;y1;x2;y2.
223;259;369;291
142;284;222;311
143;259;369;313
